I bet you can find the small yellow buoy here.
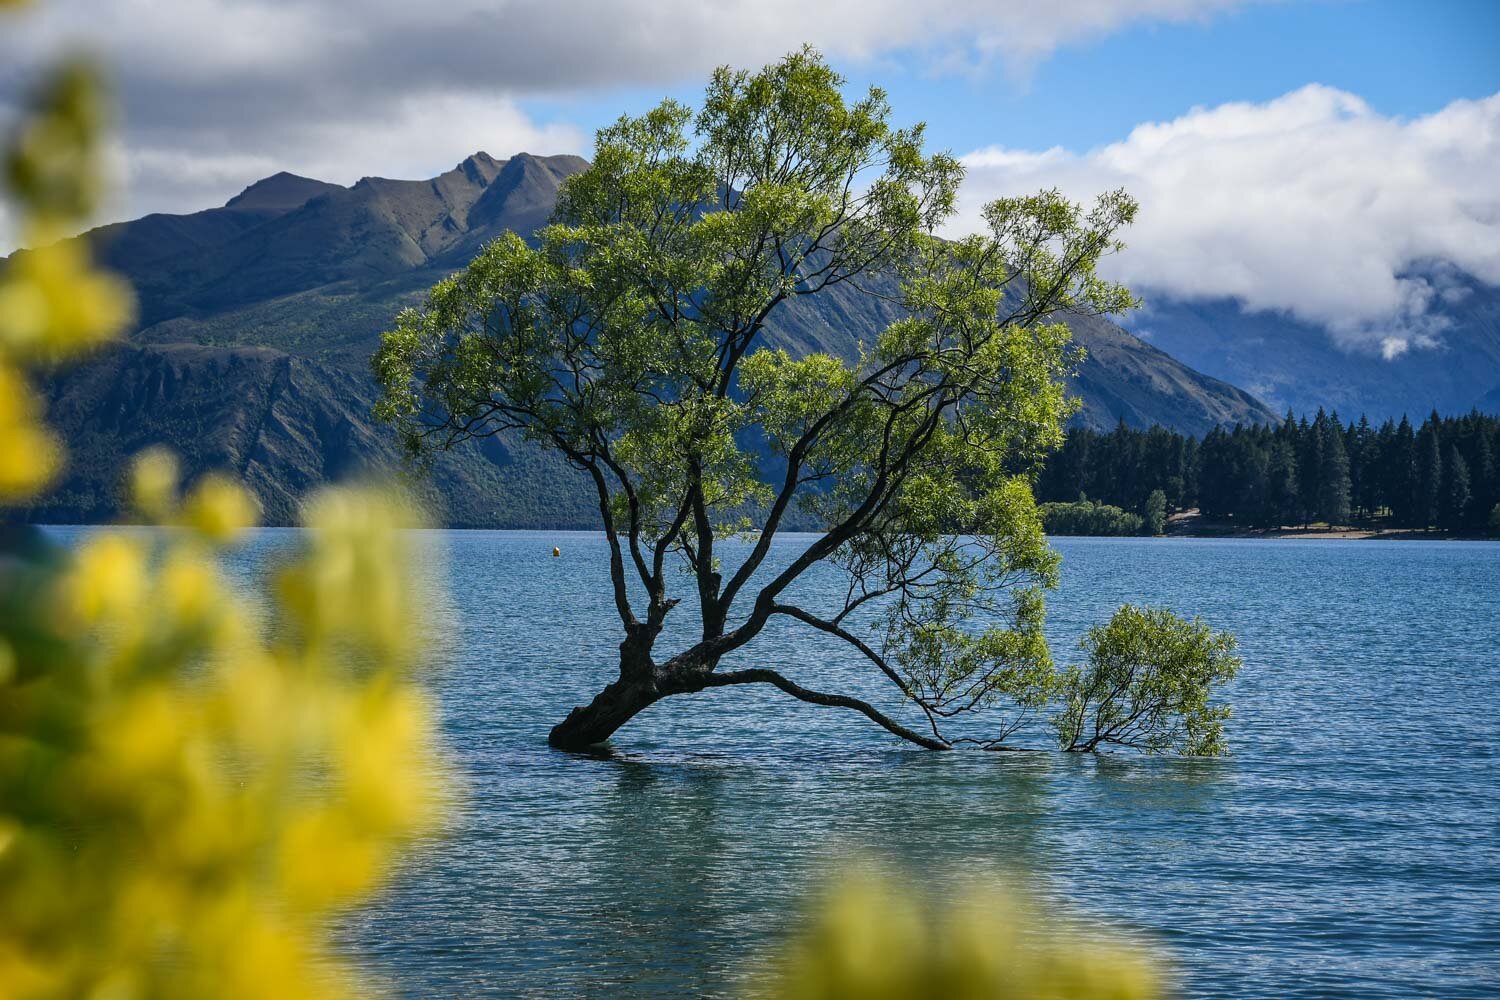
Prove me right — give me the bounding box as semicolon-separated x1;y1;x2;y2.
552;546;561;558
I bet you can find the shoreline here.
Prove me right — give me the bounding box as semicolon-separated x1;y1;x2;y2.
15;502;1499;542
1162;511;1494;541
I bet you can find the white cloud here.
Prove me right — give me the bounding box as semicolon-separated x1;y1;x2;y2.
4;1;1262;93
953;86;1500;355
0;0;1260;245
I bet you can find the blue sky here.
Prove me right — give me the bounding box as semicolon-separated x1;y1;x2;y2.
522;0;1500;158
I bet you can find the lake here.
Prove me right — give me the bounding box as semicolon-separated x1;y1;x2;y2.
51;529;1500;997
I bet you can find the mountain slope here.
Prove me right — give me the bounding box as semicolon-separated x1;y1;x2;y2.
11;153;1274;527
1131;275;1500;420
87;173;345;275
29;342;597;528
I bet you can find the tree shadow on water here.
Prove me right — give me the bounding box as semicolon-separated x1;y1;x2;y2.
1068;751;1233;815
554;747;1078;998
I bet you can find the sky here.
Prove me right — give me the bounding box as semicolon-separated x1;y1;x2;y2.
2;0;1498;356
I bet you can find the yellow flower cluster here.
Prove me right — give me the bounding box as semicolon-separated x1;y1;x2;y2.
0;57;134;502
750;871;1162;1000
0;456;449;999
0;235;135;363
0;363;60;497
1;8;451;993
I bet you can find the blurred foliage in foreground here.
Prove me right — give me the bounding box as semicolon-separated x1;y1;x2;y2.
751;871;1163;1000
0;469;447;999
0;27;450;999
0;60;133;499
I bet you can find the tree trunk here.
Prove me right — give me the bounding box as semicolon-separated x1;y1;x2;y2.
548;633;676;751
547;675;661;750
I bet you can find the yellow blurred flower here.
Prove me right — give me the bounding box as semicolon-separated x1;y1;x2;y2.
3;483;451;1000
278;808;382;910
217;651;294;752
0;363;62;501
0;238;134;361
339;685;444;831
279;486;423;661
129;447;179;520
751;870;1162;1000
0;56;130;502
93;686;188;779
158;547;226;628
180;472;258;543
65;533;148;625
2;12;455;998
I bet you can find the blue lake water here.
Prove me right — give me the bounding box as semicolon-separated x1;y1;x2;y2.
50;529;1500;997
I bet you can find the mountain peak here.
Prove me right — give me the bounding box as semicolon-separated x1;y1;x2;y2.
459;151;585;236
225;172;342;214
457;151;503;186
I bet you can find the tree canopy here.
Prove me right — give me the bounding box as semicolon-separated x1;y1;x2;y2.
372;49;1235;754
1055;605;1242;755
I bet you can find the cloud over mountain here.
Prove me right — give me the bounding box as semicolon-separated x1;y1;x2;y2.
954;86;1500;358
1;0;1258;243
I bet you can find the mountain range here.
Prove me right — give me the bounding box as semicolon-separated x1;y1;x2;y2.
1127;276;1500;421
11;151;1285;527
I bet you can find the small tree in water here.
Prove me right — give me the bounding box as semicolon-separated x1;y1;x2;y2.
376;49;1230;753
1055;606;1241;755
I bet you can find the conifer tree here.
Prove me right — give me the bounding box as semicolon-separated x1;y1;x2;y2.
1265;440;1299;528
1415;418;1443;529
1470;423;1495;526
1318;414;1352;526
1442;446;1471;530
1299;413;1325;527
1387;417;1417;526
1349;416;1378;522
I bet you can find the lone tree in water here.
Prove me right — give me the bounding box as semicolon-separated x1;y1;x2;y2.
375;49;1150;751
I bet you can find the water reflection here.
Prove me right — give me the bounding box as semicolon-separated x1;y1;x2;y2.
1083;753;1231;810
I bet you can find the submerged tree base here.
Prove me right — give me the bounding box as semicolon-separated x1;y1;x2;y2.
548;677;662;749
548;657;952;752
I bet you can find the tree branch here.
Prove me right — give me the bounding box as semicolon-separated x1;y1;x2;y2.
694;668;950;750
